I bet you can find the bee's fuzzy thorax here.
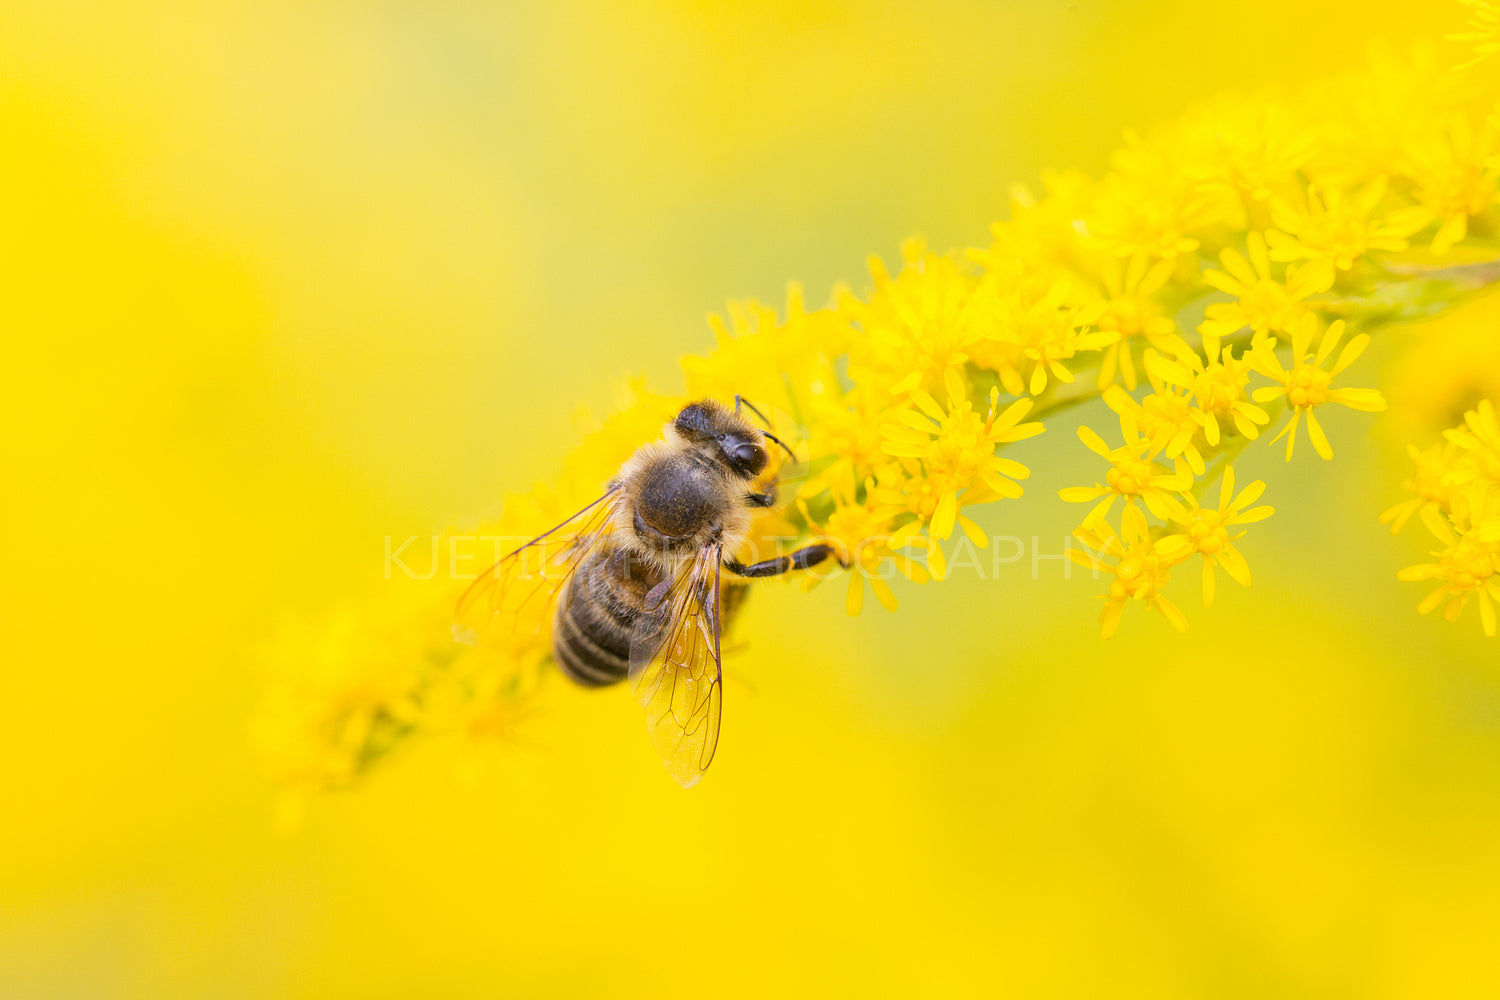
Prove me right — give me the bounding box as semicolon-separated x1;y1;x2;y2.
611;435;753;572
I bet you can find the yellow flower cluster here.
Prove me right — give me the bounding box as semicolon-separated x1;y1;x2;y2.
703;37;1496;633
1067;466;1274;638
256;20;1500;791
704;43;1494;639
488;45;1494;640
251;578;540;817
1387;400;1500;636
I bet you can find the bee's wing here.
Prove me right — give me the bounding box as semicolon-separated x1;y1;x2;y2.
628;545;724;788
453;487;622;647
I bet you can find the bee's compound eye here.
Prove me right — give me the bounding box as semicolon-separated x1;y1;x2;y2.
732;442;768;476
673;403;714;441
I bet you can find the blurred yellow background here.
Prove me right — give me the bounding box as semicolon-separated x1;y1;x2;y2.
4;1;1500;996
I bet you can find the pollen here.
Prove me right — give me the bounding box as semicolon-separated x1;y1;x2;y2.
1182;509;1229;554
1112;548;1166;600
1445;536;1495;591
1106;458;1153;497
1140;390;1199;445
1197;360;1248;413
1285;362;1333;407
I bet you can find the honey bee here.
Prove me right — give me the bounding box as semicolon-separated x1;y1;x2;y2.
455;397;840;787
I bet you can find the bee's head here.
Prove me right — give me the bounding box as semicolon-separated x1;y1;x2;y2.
673;400;768;479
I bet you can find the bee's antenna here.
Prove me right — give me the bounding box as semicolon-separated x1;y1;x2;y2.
762;430;797;464
734;394;772;426
735;395;797;463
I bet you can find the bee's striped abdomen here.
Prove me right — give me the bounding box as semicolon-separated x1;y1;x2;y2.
552;549;657;687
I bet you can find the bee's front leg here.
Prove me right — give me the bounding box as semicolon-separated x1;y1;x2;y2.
723;543;843;579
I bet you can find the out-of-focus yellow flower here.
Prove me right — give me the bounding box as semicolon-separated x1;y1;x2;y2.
1383;293;1500;438
1177;93;1318;206
1399;111;1500;252
252;582;539;809
1087;133;1233;259
842;240;982;396
1251;316;1388;459
967;265;1111;396
1387;398;1500;635
1090;254;1179;390
1059;424;1191;523
802;384;895;498
1380;440;1472;533
563;379;684;497
1265;177;1430;271
683;283;846;414
1158;466;1275;606
1398;503;1500;636
1446;397;1500;480
1451;0;1500;68
253;604;423;795
976;172;1095;274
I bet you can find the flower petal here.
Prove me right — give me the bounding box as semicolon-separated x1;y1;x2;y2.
1029;364;1048;396
892;409;938;433
1230;477;1264;511
1100;600;1125;638
1331;332;1371;376
1315;319;1346;367
1154;594;1190;632
869;573;899;612
991;397;1036;432
1203;411;1221;446
1220;465;1237;510
1328;387;1387;412
943;367;967;408
997;421;1047;443
1077;425;1113;459
990;456;1032;479
958;515;989;549
1232;504;1275;524
930;490;958;540
1419;505;1459;547
845;572;864;616
1216;543;1252;586
1305;408;1334;460
911;389;946;421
